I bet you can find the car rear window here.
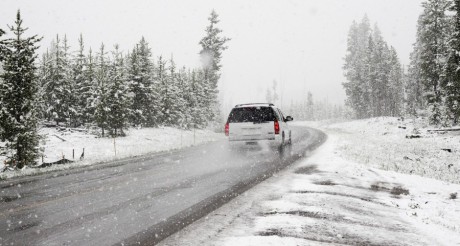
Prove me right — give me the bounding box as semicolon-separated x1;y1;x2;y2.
227;107;276;123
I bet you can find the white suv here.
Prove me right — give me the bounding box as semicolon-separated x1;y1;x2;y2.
225;103;293;146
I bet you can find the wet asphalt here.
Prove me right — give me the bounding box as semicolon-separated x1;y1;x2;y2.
0;126;326;246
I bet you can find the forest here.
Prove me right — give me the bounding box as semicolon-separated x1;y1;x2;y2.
343;0;460;127
0;10;229;168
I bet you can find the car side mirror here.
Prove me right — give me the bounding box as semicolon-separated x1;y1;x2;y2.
285;116;293;121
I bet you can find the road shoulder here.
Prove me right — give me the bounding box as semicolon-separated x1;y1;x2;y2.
159;133;460;246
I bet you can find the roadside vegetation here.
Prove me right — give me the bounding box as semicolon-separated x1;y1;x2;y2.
0;10;229;170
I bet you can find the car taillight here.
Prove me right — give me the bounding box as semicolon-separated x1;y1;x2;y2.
274;120;280;134
225;122;229;136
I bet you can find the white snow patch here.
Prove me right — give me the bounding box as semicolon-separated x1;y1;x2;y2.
0;127;223;179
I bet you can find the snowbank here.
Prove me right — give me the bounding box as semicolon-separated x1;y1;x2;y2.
319;117;460;184
0;127;223;180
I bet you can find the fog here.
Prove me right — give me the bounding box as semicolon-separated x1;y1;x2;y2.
0;0;423;114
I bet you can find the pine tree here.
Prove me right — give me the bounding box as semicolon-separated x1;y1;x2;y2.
106;45;131;136
44;35;72;125
62;35;78;127
157;56;170;125
343;17;372;118
199;10;230;123
128;38;159;126
444;0;460;124
188;69;207;128
388;47;404;116
93;43;110;136
344;16;404;119
163;56;183;126
0;27;5;152
0;10;42;168
176;66;190;129
36;51;52;120
417;0;451;125
363;34;374;117
406;22;425;116
72;34;87;126
370;25;390;116
83;48;97;124
307;91;314;120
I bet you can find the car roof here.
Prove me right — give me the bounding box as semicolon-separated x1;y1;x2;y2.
234;103;275;108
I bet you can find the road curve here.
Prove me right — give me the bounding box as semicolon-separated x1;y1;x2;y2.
0;126;326;245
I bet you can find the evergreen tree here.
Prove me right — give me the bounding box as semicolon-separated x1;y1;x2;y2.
444;0;460;124
307;91;314;120
157;56;171;125
175;66;190;129
406;21;425;116
106;45;131;136
164;56;184;126
388;47;404;116
343;16;405;119
188;69;207;128
199;10;230;123
0;27;5;152
128;38;159;126
44;35;72;125
417;0;451;124
82;48;96;124
343;17;372;118
93;43;110;136
370;25;390;116
0;10;42;168
36;51;52;120
72;34;87;126
62;35;78;126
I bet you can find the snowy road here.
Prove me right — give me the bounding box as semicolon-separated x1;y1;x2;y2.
160;129;460;246
0;126;326;245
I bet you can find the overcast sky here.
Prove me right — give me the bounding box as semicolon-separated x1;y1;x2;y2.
1;0;423;113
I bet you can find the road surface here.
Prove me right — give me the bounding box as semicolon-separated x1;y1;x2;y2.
0;126;325;245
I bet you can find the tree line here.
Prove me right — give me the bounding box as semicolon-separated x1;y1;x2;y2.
287;92;348;121
345;1;460;127
342;15;404;119
0;10;228;168
407;0;460;126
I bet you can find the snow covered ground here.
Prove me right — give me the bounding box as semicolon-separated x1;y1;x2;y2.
160;119;460;245
325;117;460;184
0;126;223;180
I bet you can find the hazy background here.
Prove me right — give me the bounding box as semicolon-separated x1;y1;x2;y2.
0;0;423;114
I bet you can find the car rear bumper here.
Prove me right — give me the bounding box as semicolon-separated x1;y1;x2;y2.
228;134;282;143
